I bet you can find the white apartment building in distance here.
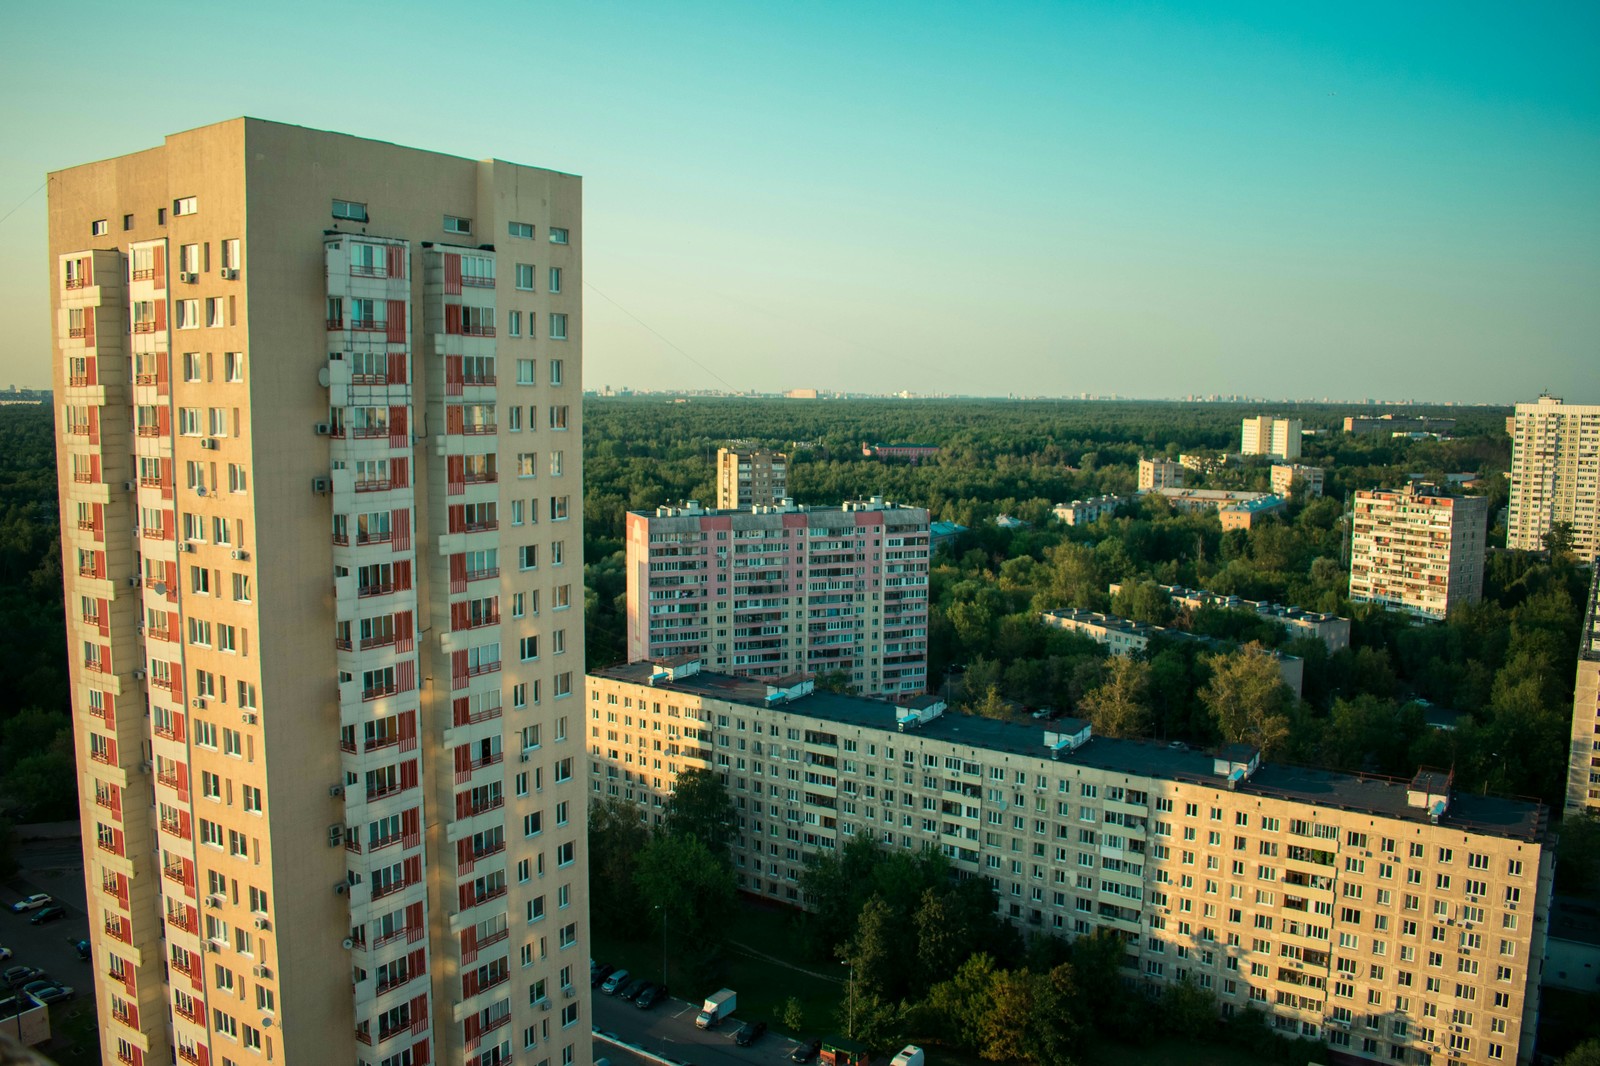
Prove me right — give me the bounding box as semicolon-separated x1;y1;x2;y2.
1566;567;1600;815
625;498;929;697
1507;395;1600;560
716;447;788;510
589;658;1552;1066
1242;416;1303;460
1348;485;1488;621
51;119;592;1066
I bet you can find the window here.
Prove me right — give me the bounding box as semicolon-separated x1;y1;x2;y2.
551;496;570;521
508;221;534;239
183;352;204;381
520;636;539;661
180;244;201;274
221;239;240;271
207;298;227;328
549;359;564;386
174;196;198;216
555;672;573;698
516;264;535;290
332;199;368;222
517;359;536;385
549;227;569;244
520;545;538;570
549;405;569;430
549;313;568;340
122;214;134;230
548;266;562;293
91;219;109;236
224;351;244;381
508;405;522;432
176;299;201;329
445;215;472;234
549;451;563;476
508;310;522;337
518;453;537;478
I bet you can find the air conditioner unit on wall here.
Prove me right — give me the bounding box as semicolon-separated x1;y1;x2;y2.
179;271;197;283
221;269;239;280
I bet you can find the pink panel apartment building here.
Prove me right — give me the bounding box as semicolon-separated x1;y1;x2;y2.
624;498;930;698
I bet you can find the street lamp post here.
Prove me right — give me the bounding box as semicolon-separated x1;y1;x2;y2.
842;959;855;1038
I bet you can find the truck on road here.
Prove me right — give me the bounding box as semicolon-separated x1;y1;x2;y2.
696;988;736;1029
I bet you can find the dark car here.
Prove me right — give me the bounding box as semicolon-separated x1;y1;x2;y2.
589;963;614;988
70;939;90;962
3;966;46;988
33;985;74;1004
791;1037;822;1063
29;904;66;926
635;983;668;1010
734;1021;767;1047
618;977;649;1001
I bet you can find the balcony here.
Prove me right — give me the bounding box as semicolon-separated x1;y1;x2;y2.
350;318;383;332
69;326;88;339
90;747;116;767
133;321;158;334
167;909;197;935
461;274;495;289
363;682;399;702
351;425;390;440
371;876;415;902
358;582;395;599
174;1000;204;1024
104;917;130;943
74;470;98;484
177;1046;203;1066
464;567;499;582
461;423;498;436
453;702;502;728
70;373;96;387
357;530;394;546
455;752;503;784
354;479;392;493
459;796;505;819
111;1002;139;1028
132;267;155;281
350;263;386;278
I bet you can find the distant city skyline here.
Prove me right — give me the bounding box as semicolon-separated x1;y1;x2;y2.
2;1;1595;402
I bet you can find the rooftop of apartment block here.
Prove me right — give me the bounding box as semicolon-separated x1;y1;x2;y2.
636;496;928;521
1220;495;1287;515
590;661;1547;841
1107;583;1345;626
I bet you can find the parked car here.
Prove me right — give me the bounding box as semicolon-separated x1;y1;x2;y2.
29;904;66;926
0;946;12;962
589;963;614;988
8;894;52;914
791;1038;822;1063
635;983;668;1010
735;1021;768;1047
3;966;46;988
70;939;90;962
618;977;649;1001
600;968;629;995
33;985;75;1005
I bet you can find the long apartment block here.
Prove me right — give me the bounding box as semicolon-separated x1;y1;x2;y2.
1348;484;1487;621
1507;395;1600;560
51;118;592;1066
1566;567;1600;815
589;659;1552;1066
624;497;929;698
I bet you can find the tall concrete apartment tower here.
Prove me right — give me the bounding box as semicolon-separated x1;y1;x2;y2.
1240;415;1302;460
1348;484;1487;620
50;119;591;1066
625;498;929;698
1508;395;1600;560
715;446;787;509
1567;567;1600;815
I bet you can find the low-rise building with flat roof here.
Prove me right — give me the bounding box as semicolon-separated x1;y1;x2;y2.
1054;495;1132;526
1039;608;1305;695
1107;583;1351;652
1219;494;1288;530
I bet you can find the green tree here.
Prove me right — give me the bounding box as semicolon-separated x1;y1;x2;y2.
1561;1039;1600;1066
586;797;649;930
1557;812;1600;896
923;952;998;1050
781;995;804;1033
1199;643;1293;755
633;831;736;986
1078;655;1152;738
663;768;735;855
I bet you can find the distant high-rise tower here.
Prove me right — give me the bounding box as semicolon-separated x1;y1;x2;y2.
51;119;591;1066
1240;415;1302;460
715;446;787;509
1508;395;1600;560
1567;567;1600;815
625;498;929;697
1348;484;1487;620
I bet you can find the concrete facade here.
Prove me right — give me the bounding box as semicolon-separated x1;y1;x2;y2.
1348;485;1487;621
625;498;930;697
715;447;787;510
1565;567;1600;815
1272;464;1325;498
1138;458;1185;491
1219;495;1288;531
51;119;592;1066
589;660;1552;1066
1507;395;1600;560
1053;495;1133;526
1241;416;1303;460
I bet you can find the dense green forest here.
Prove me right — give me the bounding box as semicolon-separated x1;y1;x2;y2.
0;396;1584;835
582;395;1587;812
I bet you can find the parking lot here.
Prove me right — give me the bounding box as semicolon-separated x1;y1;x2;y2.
591;982;819;1066
3;835;97;1061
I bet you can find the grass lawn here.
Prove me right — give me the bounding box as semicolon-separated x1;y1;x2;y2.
592;896;844;1041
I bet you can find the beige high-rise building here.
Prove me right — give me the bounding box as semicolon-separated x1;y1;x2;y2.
51;119;592;1066
715;446;787;510
1507;395;1600;560
1566;567;1600;815
1241;416;1303;460
589;659;1553;1066
1348;485;1487;621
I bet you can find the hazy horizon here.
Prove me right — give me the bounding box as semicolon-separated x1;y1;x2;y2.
2;1;1595;404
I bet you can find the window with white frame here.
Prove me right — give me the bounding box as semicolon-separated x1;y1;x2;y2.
445;215;472;234
508;310;522;337
518;359;536;385
332;199;367;222
508;221;534;239
549;359;564;386
174;196;199;216
548;266;561;293
549;313;567;340
516;264;535;290
176;299;201;329
549;227;569;245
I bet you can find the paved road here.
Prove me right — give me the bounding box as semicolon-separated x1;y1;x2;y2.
592;987;815;1066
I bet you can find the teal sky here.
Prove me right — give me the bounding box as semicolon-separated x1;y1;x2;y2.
1;1;1595;402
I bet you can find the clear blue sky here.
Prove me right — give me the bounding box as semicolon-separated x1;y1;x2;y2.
2;0;1595;402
